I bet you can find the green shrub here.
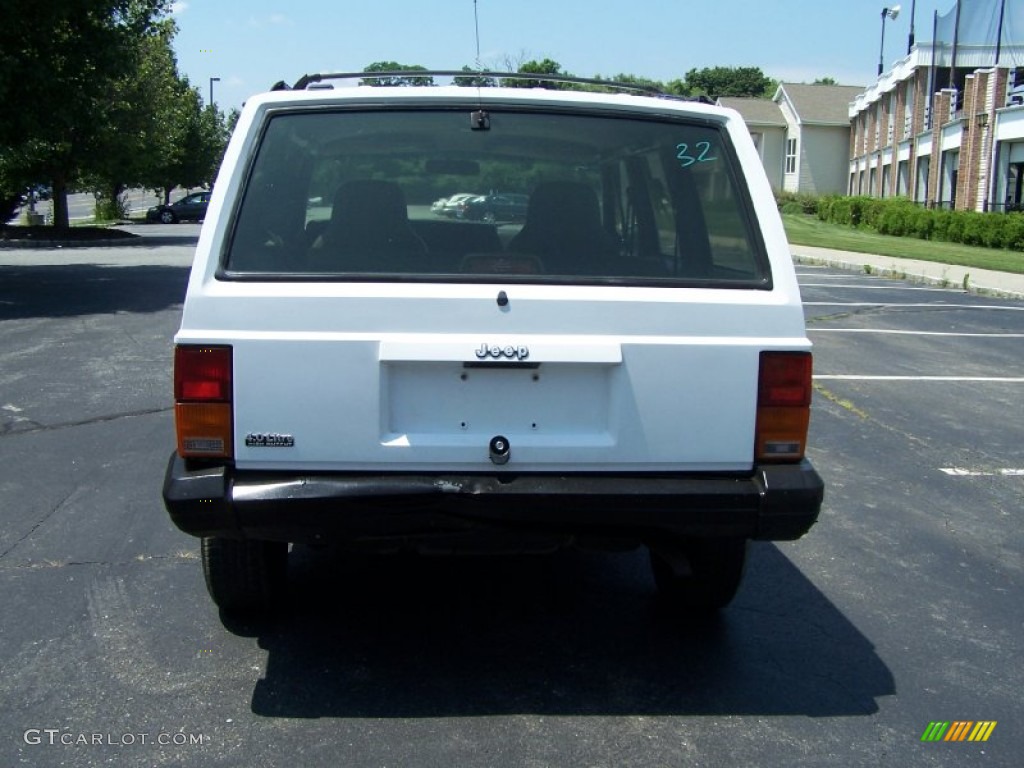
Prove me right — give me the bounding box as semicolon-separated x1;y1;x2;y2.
93;193;130;222
774;190;798;211
958;211;987;247
876;201;917;237
1005;214;1024;251
825;196;854;226
908;207;935;240
944;211;965;244
798;194;819;215
776;191;822;216
788;193;1024;252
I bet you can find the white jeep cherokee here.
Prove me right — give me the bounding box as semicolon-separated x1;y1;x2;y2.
162;72;823;617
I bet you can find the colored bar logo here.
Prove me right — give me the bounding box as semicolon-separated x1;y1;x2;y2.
921;721;997;742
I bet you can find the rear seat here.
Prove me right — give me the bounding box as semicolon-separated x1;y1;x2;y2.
411;220;503;271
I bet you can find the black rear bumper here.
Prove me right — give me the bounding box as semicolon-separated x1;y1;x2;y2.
162;454;824;546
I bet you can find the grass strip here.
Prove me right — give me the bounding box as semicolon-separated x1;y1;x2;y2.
782;213;1024;275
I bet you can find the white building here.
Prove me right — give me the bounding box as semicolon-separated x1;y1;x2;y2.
719;84;864;196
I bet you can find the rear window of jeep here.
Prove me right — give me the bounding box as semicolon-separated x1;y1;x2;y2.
223;108;771;287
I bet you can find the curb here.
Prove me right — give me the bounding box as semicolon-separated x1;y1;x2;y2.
0;238;142;249
792;252;1024;301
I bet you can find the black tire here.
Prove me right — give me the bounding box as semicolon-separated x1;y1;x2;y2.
159;209;176;224
201;537;288;616
482;210;496;224
649;537;747;612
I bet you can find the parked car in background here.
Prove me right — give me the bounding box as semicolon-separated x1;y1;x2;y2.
146;191;210;223
27;184;52;201
438;192;478;218
458;193;529;223
430;196;449;213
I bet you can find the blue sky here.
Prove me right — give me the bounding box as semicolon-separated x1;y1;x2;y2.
169;0;957;111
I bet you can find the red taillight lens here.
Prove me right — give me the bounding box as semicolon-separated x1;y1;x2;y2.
174;345;233;458
175;346;232;402
758;352;812;407
756;351;812;462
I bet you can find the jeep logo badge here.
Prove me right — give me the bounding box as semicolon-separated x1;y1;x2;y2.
475;343;529;361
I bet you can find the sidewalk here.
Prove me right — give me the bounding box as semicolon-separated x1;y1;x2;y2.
791;244;1024;300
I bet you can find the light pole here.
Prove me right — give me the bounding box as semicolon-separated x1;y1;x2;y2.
907;0;917;54
209;76;221;107
878;6;901;77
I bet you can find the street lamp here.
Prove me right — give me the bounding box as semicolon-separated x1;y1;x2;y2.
906;0;917;54
878;5;901;77
209;76;221;107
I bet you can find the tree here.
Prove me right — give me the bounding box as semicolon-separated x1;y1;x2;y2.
501;58;569;89
0;0;173;228
144;86;229;203
814;77;839;85
453;65;496;88
360;62;434;87
591;73;666;94
681;66;774;99
86;15;183;218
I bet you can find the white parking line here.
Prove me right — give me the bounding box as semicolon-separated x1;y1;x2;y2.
805;302;1024;311
940;468;1024;477
801;283;951;291
814;375;1024;382
808;329;1024;338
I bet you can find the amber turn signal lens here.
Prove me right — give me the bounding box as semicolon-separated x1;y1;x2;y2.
175;403;233;458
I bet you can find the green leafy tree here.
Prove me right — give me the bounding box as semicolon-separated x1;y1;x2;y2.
0;0;173;228
225;107;242;137
664;78;693;97
361;62;434;87
86;16;182;219
590;73;666;94
814;77;839;85
682;66;774;99
501;58;569;89
453;65;496;88
146;88;228;203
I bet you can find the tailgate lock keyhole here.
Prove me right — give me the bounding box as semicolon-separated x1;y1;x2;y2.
489;435;510;465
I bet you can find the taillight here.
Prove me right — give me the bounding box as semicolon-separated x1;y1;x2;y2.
174;345;233;459
755;351;812;462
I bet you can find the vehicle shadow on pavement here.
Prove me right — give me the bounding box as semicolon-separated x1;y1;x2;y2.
247;543;894;718
0;264;190;320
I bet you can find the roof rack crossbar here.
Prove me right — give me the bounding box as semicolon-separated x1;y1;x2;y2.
270;71;708;102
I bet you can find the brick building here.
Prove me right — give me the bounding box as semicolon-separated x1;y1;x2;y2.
848;1;1024;211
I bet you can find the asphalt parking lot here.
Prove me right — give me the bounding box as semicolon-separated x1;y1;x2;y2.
0;236;1021;766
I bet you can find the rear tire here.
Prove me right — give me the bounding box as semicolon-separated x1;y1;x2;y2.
201;537;287;616
159;209;175;224
649;537;747;612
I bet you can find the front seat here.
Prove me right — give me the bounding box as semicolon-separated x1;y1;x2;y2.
312;179;427;271
507;181;618;275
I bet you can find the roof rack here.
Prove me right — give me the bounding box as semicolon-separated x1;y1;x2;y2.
270;71;712;103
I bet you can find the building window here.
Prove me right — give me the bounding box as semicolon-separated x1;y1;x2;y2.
1006;161;1023;211
750;132;764;157
915;156;930;204
785;138;797;174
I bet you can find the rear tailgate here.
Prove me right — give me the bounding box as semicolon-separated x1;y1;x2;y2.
179;282;808;473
